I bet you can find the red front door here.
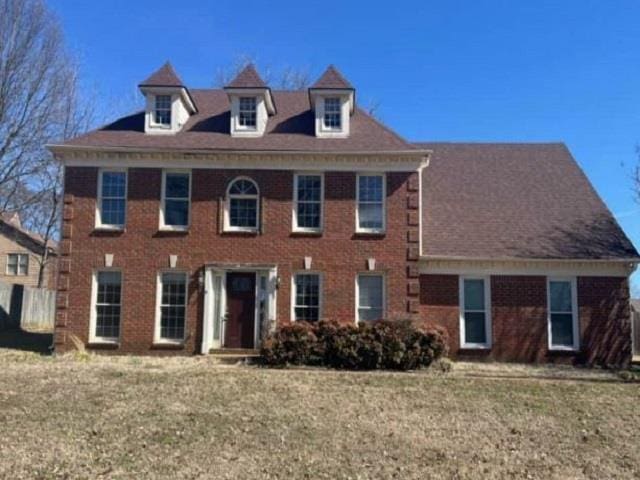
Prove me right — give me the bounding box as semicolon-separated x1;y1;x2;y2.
225;272;256;348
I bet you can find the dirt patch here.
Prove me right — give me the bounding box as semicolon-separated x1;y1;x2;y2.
0;354;638;479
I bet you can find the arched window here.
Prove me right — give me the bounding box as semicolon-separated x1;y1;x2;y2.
225;177;259;231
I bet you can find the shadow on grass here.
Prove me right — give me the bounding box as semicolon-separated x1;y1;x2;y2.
0;328;53;354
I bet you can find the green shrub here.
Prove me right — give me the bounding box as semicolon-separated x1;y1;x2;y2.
261;319;448;371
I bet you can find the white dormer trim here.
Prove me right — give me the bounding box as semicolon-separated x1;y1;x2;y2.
141;87;194;135
225;88;275;138
310;89;354;138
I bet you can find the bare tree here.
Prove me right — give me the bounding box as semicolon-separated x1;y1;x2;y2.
0;0;94;287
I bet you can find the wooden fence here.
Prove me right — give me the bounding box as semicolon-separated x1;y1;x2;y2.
0;282;55;331
633;310;640;359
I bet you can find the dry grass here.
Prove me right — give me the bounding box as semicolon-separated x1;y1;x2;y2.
0;347;638;479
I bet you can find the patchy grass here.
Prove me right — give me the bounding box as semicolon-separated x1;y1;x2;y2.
0;349;638;479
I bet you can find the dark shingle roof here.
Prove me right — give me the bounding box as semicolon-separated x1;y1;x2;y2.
225;64;267;89
61;90;417;153
418;142;639;260
139;62;184;87
310;65;353;90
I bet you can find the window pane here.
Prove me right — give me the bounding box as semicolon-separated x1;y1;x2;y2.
160;273;186;340
358;203;383;229
295;274;320;322
102;172;126;198
17;255;28;275
165;174;189;198
358;308;383;322
96;271;121;339
358;276;383;309
297;176;321;201
230;198;257;227
550;281;572;312
7;255;17;275
358;176;383;202
464;279;485;311
550;313;574;347
165;199;189;226
464;312;487;344
295;306;319;322
229;179;257;195
297;202;320;228
101;198;125;226
96;305;120;338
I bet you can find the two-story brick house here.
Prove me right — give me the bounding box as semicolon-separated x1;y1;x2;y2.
49;63;639;365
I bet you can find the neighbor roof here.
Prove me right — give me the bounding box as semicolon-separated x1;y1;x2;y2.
0;213;57;254
61;90;417;153
418;142;639;260
310;65;353;90
225;64;268;89
139;62;184;88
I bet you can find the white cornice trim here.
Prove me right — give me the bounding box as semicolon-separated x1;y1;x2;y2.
420;256;638;277
49;146;429;172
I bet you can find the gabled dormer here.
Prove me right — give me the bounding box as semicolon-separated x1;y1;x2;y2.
139;62;197;135
224;65;276;138
308;65;355;138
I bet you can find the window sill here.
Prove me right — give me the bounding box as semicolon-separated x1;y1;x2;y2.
87;341;119;349
548;346;580;353
291;229;323;237
151;341;185;350
222;228;259;235
354;231;386;238
460;344;491;351
158;226;189;234
94;226;124;233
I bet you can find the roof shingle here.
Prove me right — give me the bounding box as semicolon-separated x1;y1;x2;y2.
225;64;267;89
310;65;353;90
139;62;184;87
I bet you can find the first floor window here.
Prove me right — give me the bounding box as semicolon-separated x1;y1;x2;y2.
238;97;257;128
548;278;579;350
94;271;121;340
357;274;384;322
154;95;172;126
162;171;190;228
357;174;385;232
323;97;342;130
294;174;322;230
6;253;28;276
158;272;188;341
460;277;490;348
293;273;320;322
227;177;259;230
98;170;126;227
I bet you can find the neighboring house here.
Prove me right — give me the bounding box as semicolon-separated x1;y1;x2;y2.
48;62;639;365
0;212;57;289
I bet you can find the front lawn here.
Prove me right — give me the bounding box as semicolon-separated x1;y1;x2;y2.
0;349;638;479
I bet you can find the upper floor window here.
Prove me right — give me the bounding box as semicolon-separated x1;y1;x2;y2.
356;174;385;233
323;97;341;130
154;95;172;126
357;274;384;322
238;97;257;128
161;171;190;230
293;173;323;232
459;276;491;349
97;170;127;229
226;178;259;232
547;278;579;351
6;253;28;276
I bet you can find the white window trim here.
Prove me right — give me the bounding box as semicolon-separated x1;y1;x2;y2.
547;276;580;351
355;272;386;323
95;168;127;230
356;173;386;234
224;176;260;233
290;272;323;322
459;275;492;349
292;172;324;233
236;96;258;131
159;169;191;231
6;253;29;276
154;270;189;345
89;269;122;345
322;97;343;132
150;94;173;130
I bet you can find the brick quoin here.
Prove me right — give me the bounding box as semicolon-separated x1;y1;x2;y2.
418;274;631;366
57;167;416;355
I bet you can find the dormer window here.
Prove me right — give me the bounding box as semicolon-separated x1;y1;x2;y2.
238;97;257;129
154;95;172;127
323;98;342;130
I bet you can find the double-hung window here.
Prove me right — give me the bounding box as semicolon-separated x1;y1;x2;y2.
238;97;257;128
356;174;385;233
459;276;491;348
97;170;127;229
91;271;122;342
547;278;579;350
226;177;259;231
293;273;321;322
323;97;342;130
161;171;190;230
357;274;384;322
294;173;323;232
156;272;188;343
154;95;172;126
6;253;28;276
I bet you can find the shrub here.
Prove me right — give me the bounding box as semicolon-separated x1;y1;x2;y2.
261;320;448;371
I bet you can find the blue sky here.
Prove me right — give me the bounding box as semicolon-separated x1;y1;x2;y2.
49;0;640;290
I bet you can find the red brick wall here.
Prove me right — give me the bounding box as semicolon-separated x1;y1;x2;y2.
55;167;420;354
419;274;631;366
